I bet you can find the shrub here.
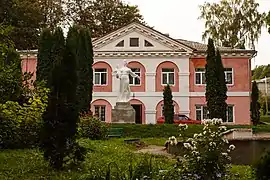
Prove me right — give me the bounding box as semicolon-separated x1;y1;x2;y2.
166;119;235;180
0;84;48;149
79;116;108;140
253;151;270;180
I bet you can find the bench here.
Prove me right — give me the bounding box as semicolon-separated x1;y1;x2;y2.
107;128;124;138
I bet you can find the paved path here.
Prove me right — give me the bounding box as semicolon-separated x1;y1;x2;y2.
135;145;173;158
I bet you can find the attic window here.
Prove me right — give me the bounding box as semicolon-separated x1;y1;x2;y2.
130;38;139;47
116;40;124;47
144;40;153;47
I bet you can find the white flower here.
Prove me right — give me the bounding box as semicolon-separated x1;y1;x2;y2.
203;131;207;135
183;143;192;149
222;138;229;144
193;133;198;138
229;144;235;150
222;152;228;156
179;124;188;130
187;138;193;142
219;126;227;131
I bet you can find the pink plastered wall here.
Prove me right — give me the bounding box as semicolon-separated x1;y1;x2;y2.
21;57;37;82
155;61;179;92
189;57;251;92
91;99;112;123
155;100;180;121
93;61;112;92
189;96;251;125
128;61;146;92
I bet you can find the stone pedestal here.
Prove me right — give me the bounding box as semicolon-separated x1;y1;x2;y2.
111;102;135;124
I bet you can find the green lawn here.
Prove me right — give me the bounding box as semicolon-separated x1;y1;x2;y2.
0;138;254;180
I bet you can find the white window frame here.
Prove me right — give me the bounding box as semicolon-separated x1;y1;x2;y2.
94;105;106;121
224;105;235;123
129;68;141;86
161;68;175;86
195;105;208;120
161;104;175;116
195;68;206;85
94;68;107;86
224;68;234;85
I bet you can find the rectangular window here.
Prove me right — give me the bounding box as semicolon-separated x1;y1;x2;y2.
195;105;234;122
162;68;175;85
195;68;206;85
94;68;107;85
161;104;175;116
225;105;234;123
94;105;106;121
129;68;141;85
195;105;208;120
130;38;139;47
224;68;233;85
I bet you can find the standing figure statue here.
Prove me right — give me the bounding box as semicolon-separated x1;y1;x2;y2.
114;60;140;102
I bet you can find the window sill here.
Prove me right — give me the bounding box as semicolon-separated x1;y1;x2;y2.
94;85;108;87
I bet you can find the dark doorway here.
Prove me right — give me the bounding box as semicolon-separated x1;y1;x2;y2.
131;104;142;124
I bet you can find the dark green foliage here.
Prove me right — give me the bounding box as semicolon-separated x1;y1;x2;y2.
252;65;269;80
0;115;42;149
205;38;219;119
253;151;270;180
79;116;108;140
74;26;94;114
163;84;174;124
36;29;54;83
266;11;270;34
215;50;228;121
0;49;23;104
251;81;261;125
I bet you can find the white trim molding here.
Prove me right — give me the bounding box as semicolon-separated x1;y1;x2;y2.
190;92;250;97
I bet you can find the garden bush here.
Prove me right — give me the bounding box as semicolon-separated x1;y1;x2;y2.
79;116;109;140
253;151;270;180
0;84;48;149
165;119;235;180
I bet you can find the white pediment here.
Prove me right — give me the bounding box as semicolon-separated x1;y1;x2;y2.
93;22;194;53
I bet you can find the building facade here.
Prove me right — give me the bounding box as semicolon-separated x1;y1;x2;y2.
20;22;255;125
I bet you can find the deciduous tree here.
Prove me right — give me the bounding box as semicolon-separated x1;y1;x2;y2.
199;0;265;49
65;0;144;38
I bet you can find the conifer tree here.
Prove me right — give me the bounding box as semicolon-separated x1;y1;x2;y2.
163;84;174;124
251;81;261;125
41;27;66;169
205;38;219;119
215;49;228;121
76;27;94;114
36;29;54;83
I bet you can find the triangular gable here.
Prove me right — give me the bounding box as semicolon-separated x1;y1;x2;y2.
93;22;194;53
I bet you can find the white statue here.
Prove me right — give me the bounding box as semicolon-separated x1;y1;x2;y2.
114;60;140;102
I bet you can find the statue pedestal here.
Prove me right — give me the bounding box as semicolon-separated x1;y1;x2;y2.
111;102;135;124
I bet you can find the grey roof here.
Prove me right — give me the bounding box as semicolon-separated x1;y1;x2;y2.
176;39;255;53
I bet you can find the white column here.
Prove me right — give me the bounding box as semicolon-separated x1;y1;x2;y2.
179;72;190;94
145;110;156;124
145;72;156;92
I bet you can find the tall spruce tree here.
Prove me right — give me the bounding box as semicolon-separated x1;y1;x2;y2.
251;81;261;125
40;27;86;169
76;27;94;114
41;27;66;169
163;84;174;124
36;29;54;83
205;38;219;119
215;49;228;121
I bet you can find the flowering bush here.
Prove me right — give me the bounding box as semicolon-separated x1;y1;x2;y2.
166;118;235;180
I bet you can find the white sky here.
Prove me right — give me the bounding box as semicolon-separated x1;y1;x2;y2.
123;0;270;69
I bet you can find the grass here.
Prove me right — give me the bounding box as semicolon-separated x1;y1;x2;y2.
260;115;270;123
0;138;255;180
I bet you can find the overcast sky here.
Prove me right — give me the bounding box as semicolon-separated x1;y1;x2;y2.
123;0;270;69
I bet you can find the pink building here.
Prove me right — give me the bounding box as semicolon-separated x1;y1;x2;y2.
20;22;255;125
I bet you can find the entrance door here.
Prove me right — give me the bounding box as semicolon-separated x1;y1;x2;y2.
131;104;142;124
